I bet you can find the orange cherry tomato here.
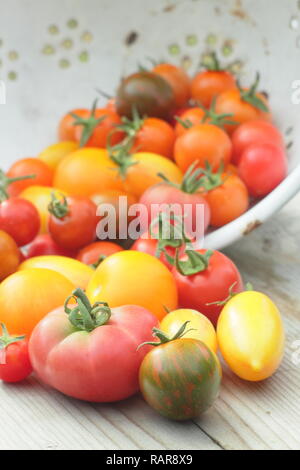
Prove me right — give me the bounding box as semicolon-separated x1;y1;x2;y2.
6;158;53;197
0;230;22;281
130;117;176;160
74;107;124;147
58;108;89;141
174;123;232;173
175;108;206;137
153;63;191;109
191;70;236;108
77;241;123;266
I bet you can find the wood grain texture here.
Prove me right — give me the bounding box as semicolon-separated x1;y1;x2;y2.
1;195;300;450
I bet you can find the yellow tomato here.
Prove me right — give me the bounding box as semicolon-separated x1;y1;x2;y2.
217;291;285;381
20;186;67;234
160;309;218;353
0;268;74;336
38;141;78;170
123;152;183;199
86;250;178;320
18;256;93;290
53;148;124;198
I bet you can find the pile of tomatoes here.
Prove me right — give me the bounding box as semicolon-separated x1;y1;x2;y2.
0;53;286;421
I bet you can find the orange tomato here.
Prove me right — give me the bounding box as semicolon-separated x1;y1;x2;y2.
0;268;74;336
153;63;190;108
74;108;124;147
58;108;89;141
53;148;124;198
130;117;176;160
7;158;54;197
0;230;22;281
174;124;232;173
77;241;123;266
174;107;206;137
191;70;236;108
38;141;78;170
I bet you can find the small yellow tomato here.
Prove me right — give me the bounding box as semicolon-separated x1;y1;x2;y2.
160;309;218;353
217;291;285;381
38;141;78;170
86;250;178;320
20;186;67;234
18;256;93;290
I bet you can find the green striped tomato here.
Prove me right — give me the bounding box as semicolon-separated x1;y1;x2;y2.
139;338;221;421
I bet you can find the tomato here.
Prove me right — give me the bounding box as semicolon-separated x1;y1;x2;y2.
0;197;40;246
58;108;89;141
48;194;98;250
53;148;124;198
215;74;271;134
152;63;190;109
139;324;221;420
38;141;78;170
131;235;178;271
116;71;175;119
175;107;206;137
0;230;22;281
0;268;74;336
238;143;287;197
6;158;53;197
174;123;232;173
171;248;243;326
217;291;285;381
20;186;67;234
199;164;249;227
27;234;77;258
232;120;284;165
0;324;32;383
29;288;158;402
77;241;123;266
19;255;94;290
160;309;218;353
86;250;178;321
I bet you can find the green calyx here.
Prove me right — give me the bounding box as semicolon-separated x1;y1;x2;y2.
200;97;237;129
71;99;106;147
206;281;253;307
237;72;269;112
90;254;107;269
197;160;225;192
138;321;195;349
0;323;25;351
107;137;137;179
174;247;214;276
0;169;36;201
48;192;69;219
158;161;205;194
64;288;112;332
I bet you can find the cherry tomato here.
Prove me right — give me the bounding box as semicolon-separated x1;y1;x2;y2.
191;65;236;108
171;248;243;326
232;120;284;165
58;108;89;141
48;194;98;250
6;158;54;197
0;230;22;281
0;324;32;383
238;143;287;198
175;107;206;137
0;198;40;246
27;234;77;258
77;241;123;266
152;63;190;109
174;123;232;173
116;71;175;119
131;233;184;271
29;288;158;402
38;141;78;170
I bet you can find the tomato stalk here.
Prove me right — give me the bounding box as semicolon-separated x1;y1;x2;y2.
200;51;222;71
48;192;69;219
0;170;36;201
176;98;236;130
0;323;26;364
90;254;107;269
138;321;195;349
207;281;254;307
197;161;226;192
158;161;204;194
172;247;214;276
71;99;106;147
237;72;269;112
64;288;112;332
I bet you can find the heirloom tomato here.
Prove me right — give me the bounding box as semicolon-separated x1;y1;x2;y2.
152;63;190;109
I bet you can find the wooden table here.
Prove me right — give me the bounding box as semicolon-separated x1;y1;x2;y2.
1;194;300;451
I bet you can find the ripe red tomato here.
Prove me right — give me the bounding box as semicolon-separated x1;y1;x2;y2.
26;234;77;258
232;120;284;165
0;198;40;246
6;158;53;197
171;249;244;326
152;63;190;109
77;241;123;266
58;108;89;141
29;288;158;402
48;194;98;250
238;143;288;198
0;324;32;383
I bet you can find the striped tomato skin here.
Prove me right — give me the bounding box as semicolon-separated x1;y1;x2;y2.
139;338;221;420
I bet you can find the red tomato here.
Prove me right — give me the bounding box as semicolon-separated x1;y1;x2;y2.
232;120;284;165
172;249;244;326
29;288;158;402
152;63;191;109
6;158;53;197
0;324;32;383
238;143;288;198
0;198;40;246
58;108;89;141
26;234;77;258
191;68;236;108
48;194;98;250
77;241;123;266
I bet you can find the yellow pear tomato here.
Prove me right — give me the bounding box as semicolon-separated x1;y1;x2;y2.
38;141;78;170
160;308;218;353
217;291;285;381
